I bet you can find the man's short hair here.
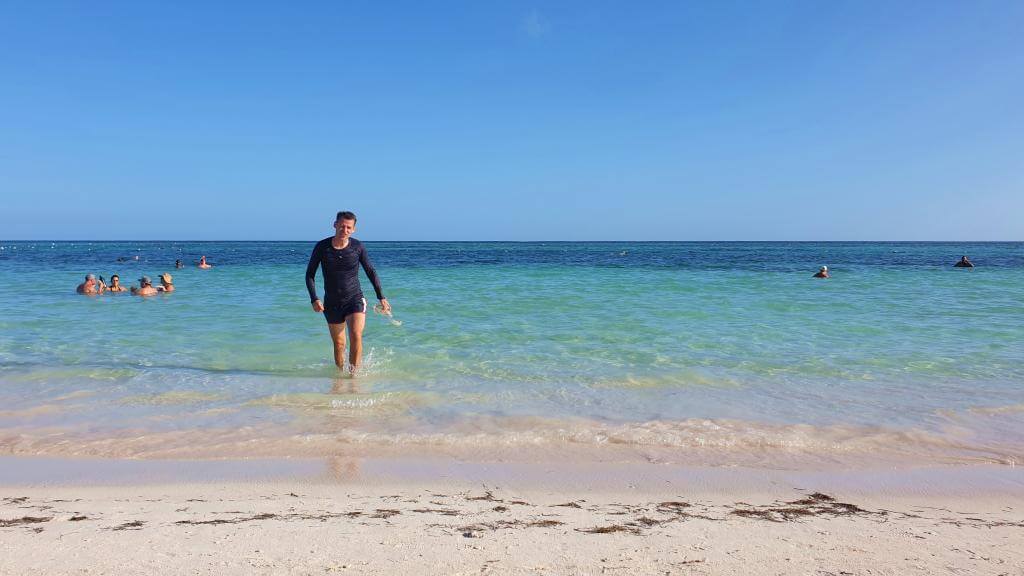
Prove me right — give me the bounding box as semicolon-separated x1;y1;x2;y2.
336;211;357;223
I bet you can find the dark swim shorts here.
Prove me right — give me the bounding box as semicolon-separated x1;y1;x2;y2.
323;296;367;324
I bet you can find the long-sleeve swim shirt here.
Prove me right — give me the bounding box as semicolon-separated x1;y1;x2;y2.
305;237;385;303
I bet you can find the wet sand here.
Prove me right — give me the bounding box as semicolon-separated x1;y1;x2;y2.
1;456;1022;575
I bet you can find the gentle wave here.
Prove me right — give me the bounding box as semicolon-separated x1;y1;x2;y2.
1;415;1019;468
120;391;228;405
244;390;439;416
968;404;1024;415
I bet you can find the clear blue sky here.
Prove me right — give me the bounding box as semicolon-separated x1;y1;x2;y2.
2;1;1021;240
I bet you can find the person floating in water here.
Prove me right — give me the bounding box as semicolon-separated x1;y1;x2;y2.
175;259;184;269
131;276;158;296
305;211;390;374
106;274;127;293
76;274;106;295
813;266;830;278
157;273;175;292
198;256;213;269
954;256;974;268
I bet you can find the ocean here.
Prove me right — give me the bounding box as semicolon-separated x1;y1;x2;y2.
1;241;1022;469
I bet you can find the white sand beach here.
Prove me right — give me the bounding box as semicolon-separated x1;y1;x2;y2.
2;458;1022;575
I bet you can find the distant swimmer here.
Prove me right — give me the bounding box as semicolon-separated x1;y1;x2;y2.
198;256;213;269
954;256;974;268
306;210;390;374
131;276;159;296
175;259;184;269
76;274;106;295
813;266;830;279
156;273;175;293
106;274;128;293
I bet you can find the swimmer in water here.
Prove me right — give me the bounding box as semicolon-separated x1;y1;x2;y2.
813;266;830;279
76;274;106;295
175;259;184;269
156;273;174;293
130;276;159;296
198;255;212;269
305;210;390;374
954;256;974;268
106;274;127;293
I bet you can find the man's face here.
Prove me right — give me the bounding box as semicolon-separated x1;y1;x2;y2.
334;218;356;238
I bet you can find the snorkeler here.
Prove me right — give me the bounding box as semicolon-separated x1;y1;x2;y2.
954;256;974;268
305;211;390;374
813;266;830;278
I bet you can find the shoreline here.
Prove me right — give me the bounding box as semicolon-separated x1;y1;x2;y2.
2;454;1022;496
2;455;1022;575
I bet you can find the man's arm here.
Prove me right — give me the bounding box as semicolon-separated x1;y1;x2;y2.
359;243;385;301
306;241;323;302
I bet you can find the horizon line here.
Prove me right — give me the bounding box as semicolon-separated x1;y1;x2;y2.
2;239;1022;244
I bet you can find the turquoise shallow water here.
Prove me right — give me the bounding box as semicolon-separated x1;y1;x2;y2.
0;241;1022;468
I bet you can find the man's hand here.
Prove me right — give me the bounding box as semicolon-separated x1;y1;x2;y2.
312;299;325;312
378;298;391;315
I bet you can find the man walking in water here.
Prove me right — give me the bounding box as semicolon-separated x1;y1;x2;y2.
306;211;389;374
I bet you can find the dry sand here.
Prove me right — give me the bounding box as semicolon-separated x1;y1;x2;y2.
1;459;1022;575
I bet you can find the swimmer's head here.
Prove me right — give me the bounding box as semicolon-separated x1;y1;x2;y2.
138;276;152;287
85;274;95;281
820;266;828;272
159;273;172;285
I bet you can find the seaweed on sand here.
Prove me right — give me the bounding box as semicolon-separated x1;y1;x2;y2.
0;516;51;527
730;493;875;522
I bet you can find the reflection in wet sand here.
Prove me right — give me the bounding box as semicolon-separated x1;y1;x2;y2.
325;457;362;481
330;376;360;395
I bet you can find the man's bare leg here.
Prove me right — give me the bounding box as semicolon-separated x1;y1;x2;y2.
346;312;366;374
327;322;347;370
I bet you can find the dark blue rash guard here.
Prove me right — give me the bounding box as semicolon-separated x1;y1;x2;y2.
305;237;385;305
